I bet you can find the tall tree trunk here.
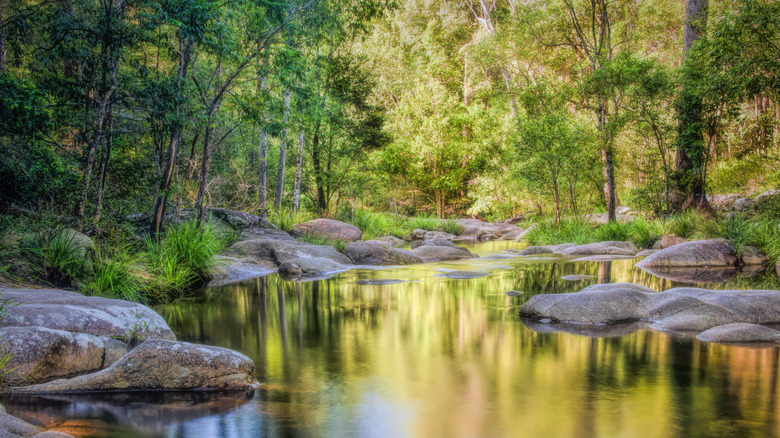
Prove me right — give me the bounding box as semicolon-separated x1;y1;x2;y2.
292;128;304;213
151;38;193;234
93;104;114;222
311;122;327;212
194;116;217;224
673;0;709;210
274;89;291;211
0;0;6;72
257;75;269;218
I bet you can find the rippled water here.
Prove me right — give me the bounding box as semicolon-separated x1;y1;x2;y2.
5;241;780;437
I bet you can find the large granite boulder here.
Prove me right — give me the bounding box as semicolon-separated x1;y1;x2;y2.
410;244;475;262
0;327;129;386
708;194;740;211
289;219;361;242
423;231;459;241
741;246;768;266
561;241;639;256
344;241;422;265
278;257;348;278
224;239;352;266
0;407;70;437
13;340;258;393
411;237;456;250
456;219;521;241
637;239;738;269
238;227;294;241
0;289;174;341
697;323;780;343
543;243;578;253
207;208;274;229
208;256;276;286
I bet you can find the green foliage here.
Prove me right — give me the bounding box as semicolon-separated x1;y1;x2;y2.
525;218;595;246
22;229;89;288
268;207;311;232
441;220;464;236
0;74;51;137
753;193;780;220
84;247;143;303
296;232;348;252
668;210;704;239
593;221;633;242
750;219;780;267
629;217;664;249
0;345;17;388
701;213;756;256
145;220;224;301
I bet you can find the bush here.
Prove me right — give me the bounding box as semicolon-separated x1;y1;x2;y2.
441;219;465;235
750;219;780;267
668;210;703;239
702;213;756;256
525;217;595;246
630;217;665;249
84;247;143;302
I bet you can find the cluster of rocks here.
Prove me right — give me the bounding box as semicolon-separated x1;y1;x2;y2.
709;189;780;213
0;288;258;436
519;282;780;344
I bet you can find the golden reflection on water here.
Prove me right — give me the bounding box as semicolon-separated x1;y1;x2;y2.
154;249;780;438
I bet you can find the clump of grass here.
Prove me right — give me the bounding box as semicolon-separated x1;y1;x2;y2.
668;210;703;239
0;345;17;388
22;229;89;288
296;232;348;252
702;213;756;256
525;217;595;246
630;217;665;249
749;219;780;267
593;221;633;242
268;207;310;232
408;214;440;231
83;247;143;303
441;219;464;235
145;220;224;301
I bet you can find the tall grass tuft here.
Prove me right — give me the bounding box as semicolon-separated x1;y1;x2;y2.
702;213;756;256
407;214;440;231
22;229;89;288
630;217;665;249
525;217;594;246
296;232;348;252
668;210;703;239
268;207;310;232
750;219;780;267
593;221;633;242
145;220;224;301
441;219;465;235
84;247;143;302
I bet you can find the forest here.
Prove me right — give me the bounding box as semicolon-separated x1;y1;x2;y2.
1;0;779;297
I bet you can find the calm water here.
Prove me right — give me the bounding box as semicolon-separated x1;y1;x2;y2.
5;241;780;437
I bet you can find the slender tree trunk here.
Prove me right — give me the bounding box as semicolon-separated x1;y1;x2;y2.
151;38;193;234
274;89;291;211
311;122;327;212
0;0;6;72
673;0;709;210
194;118;216;223
292;128;304;213
93;104;114;222
257;75;269;218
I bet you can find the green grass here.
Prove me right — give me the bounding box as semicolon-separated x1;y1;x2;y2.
22;229;89;288
525;217;595;246
593;221;633;242
629;217;665;249
749;218;780;267
702;213;756;256
441;219;465;235
296;232;348;252
83;246;144;302
668;210;704;239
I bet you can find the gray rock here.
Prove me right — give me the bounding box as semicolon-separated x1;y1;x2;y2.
708;194;740;210
636;249;659;257
697;323;780;343
0;326;130;386
410;245;475;262
224;239;352;266
561;241;639;256
499;229;522;240
407;229;427;241
411;238;456;250
424;231;458;241
208;257;275;286
505;246;553;256
345;241;422;265
505;291;524;297
238;227;294;241
519;283;655;324
560;275;595;281
456;219;521;241
289;219;361;242
441;271;488;279
0;289;174;341
741;246;768;266
754;189;780;203
638;266;737;284
637;239;738;269
652;234;688;250
542;243;578;253
376;235;406;247
0;411;42;437
355;279;404;286
734;197;754;212
12;340;258;393
616;206;631;214
278;257;348;278
207;208;274;229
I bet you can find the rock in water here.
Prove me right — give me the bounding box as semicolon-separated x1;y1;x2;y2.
637;239;738;268
13;340;259;393
696;323;780;343
289;219;362;242
278;257;348;278
561;241;638;256
345;241;422;265
441;271;488;279
410;245;475;262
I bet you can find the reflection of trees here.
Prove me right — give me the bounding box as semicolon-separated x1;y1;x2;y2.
152;260;780;437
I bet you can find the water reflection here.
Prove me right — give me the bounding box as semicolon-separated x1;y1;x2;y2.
5;243;780;437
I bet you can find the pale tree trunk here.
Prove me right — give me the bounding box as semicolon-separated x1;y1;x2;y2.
194;112;217;223
258;75;269;218
151;38;193;234
292;128;304;213
274;89;291;211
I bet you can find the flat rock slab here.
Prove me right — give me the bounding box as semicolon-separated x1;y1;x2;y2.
519;283;780;340
542;243;578;253
439;271;488;279
571;255;637;262
637;239;738;269
561;241;638;256
13;340;259;393
0;289;174;341
696;323;780;343
411;238;456;249
456;219;520;241
561;275;596;281
209;257;276;286
278;257;348;278
355;279;404;286
505;246;553;256
289;219;361;242
345;241;422;265
410;245;475;262
224;239;352;267
636;249;659;257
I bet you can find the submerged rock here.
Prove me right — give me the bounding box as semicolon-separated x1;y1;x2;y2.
278;257;348;278
561;241;638;256
289;219;362;242
410;244;475;262
13;340;259;393
637;239;738;269
345;241;422;266
505;291;524;297
505;246;553;256
441;271;488;279
355;279;404;286
697;323;780;343
560;275;595;281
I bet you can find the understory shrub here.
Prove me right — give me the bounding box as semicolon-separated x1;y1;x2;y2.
668;210;704;239
22;229;89;288
84;247;143;302
525;217;595;246
593;221;633;242
629;217;665;249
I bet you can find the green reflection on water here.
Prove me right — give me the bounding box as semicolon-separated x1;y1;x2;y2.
156;249;780;438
